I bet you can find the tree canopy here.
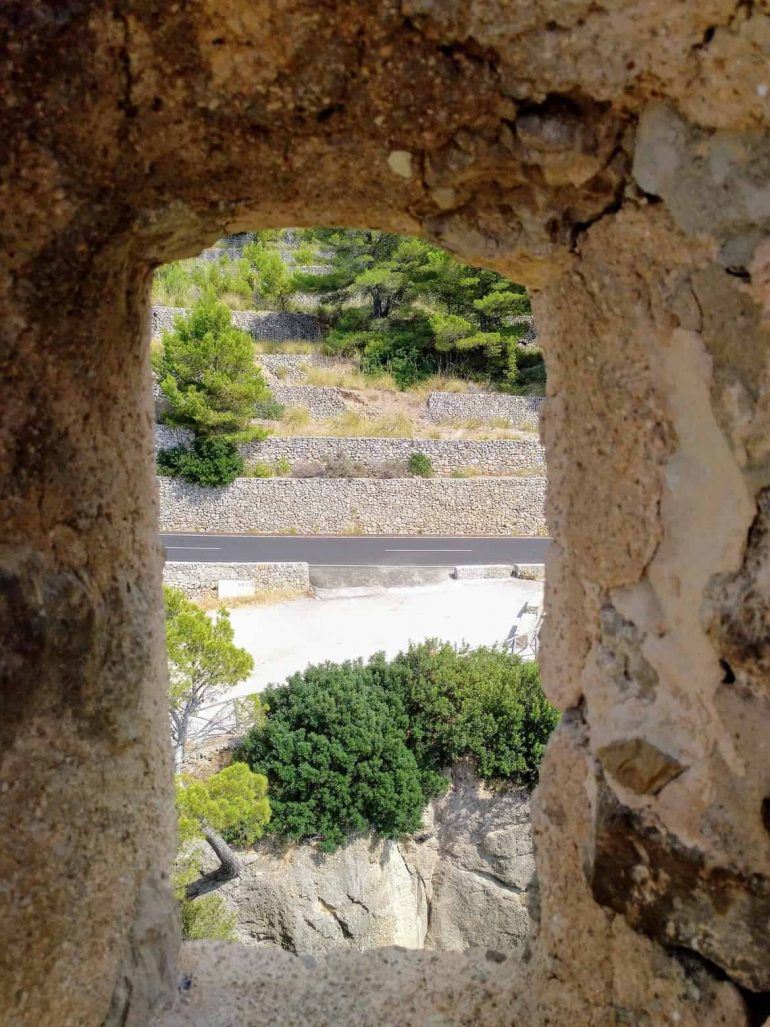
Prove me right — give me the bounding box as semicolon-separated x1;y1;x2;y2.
165;586;255;766
154;299;271;442
236;641;559;850
292;229;533;387
154;299;274;485
173;763;270;940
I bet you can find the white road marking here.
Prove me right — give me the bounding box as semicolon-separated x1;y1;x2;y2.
165;546;222;550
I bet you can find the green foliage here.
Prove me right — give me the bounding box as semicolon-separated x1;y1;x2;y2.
407;452;434;477
179;893;237;941
252;396;285;420
243;242;293;308
154;231;539;388
158;436;245;487
295;228;534;388
235;661;424;850
154;299;272;442
164;586;255;762
176;763;271;848
173;762;270;941
236;643;558;849
382;643;559;787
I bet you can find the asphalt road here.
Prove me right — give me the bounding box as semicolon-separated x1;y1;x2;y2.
161;533;551;566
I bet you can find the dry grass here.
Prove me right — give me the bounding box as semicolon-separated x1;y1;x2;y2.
280;406;313;432
326;410;416;438
411;374;477;394
196;586;308;611
252;340;319;354
303;364;398;391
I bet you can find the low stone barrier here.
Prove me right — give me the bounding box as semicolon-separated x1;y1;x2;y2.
270;385;347;418
158;476;547;535
151;305;322;342
258;354;334;384
242;435;545;473
155;423;193;452
451;565;514;579
425;392;543;430
163;560;310;601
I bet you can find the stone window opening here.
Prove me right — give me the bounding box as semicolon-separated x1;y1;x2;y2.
3;6;769;1025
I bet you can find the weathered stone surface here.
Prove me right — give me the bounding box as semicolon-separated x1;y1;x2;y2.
156;426;547;475
158;476;547;535
426;392;543;429
152;306;323;342
270;384;348;418
597;738;684;796
162;560;310;602
592;781;770;991
4;1;769;1024
216;764;535;958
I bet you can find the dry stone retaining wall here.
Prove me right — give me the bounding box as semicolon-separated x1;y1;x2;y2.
153;427;545;473
270;384;347;417
258;353;336;384
158;476;546;535
162;561;310;601
243;434;545;473
154;424;193;453
426;392;543;430
151;305;322;342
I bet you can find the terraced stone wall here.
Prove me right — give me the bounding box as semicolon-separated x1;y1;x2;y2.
151;305;322;342
426;392;543;430
269;384;347;418
158;476;547;535
162;560;310;601
242;434;545;474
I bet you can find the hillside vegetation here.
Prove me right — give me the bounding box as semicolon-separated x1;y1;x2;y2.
153;229;545;392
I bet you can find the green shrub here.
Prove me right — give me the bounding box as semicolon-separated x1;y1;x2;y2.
248;461;273;478
154;299;272;441
236;643;558;849
236;661;424;850
383;643;559;787
179;893;237;941
158;436;244;487
252;397;285;420
407;452;434;477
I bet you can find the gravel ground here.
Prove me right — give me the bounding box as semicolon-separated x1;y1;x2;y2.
222;576;544;698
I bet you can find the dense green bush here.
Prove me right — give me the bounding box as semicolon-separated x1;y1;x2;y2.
154;299;271;442
381;643;559;787
407;452;434;477
237;643;558;849
158;436;244;487
236;661;424;850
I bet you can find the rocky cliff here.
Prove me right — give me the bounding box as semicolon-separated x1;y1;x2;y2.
213;763;535;956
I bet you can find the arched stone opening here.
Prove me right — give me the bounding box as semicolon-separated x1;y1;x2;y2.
2;4;768;1025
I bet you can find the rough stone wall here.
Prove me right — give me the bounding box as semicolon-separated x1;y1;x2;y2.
218;764;534;957
154;424;192;453
162;561;310;601
4;2;769;1026
258;353;337;383
269;384;347;418
154;426;545;473
151;305;322;342
243;434;545;473
426;392;544;429
158;476;547;535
